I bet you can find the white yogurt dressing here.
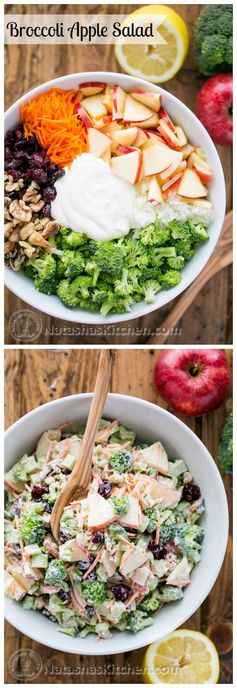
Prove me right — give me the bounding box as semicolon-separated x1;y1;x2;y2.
51;153;155;241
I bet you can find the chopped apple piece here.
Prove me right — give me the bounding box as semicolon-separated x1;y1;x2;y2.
166;556;192;587
88;128;111;157
143;144;183;176
131;565;151;587
163;180;180;200
158;120;179;147
188;152;213;183
112;127;138;146
133;128;149;148
87;493;116;531
159;107;175;132
123;94;153;123
140;441;169;474
77;106;93;129
120;550;147;576
162;171;183;191
112;85;126;120
101;93;113;113
131;113;159;128
111;149;142;184
101;147;111;164
82;94;107;121
181;143;195;159
94;115;112;129
160;158;185;181
120;495;142;529
148;175;163;204
101;121;122;136
116;145;138;155
175;125;187;147
80;82;105;97
131;90;161;112
177;168;208;198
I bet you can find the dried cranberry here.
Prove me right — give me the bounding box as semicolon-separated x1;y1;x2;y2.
111;584;131;602
14;544;21;556
44;502;53;513
58;590;70;602
43;186;57;202
148;540;169;559
12;500;20;517
77;560;91;572
182;483;201;503
125;527;137;535
30;168;48;184
59;530;72;543
42;594;50;603
87;571;97;582
98;480;112;499
86;605;95;618
91;531;104;544
31;484;49;501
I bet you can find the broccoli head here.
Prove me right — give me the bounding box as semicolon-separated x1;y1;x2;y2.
114;268;135;298
172;239;195;262
218;412;233;475
61;230;87;250
19;513;46;546
109;449;133;474
194;5;233;75
167;256;185;270
158;585;184;603
44;560;68;587
160;270;181;289
58;251;84;280
145;505;160;533
140;222;171;247
108;523;127;541
189;221;209;243
111;495;129;516
82;580;107;605
94;241;124;275
57;279;79;308
139;590;160;613
168;220;191;241
27;254;58;295
143;280;161;304
100;293;133;317
174;523;204;564
126;610;153;633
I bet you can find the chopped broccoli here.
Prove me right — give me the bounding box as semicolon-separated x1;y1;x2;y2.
174;523;204;564
61;230;87;250
82;580;107;605
59;512;79;540
57;279;79;308
94;241;124;275
44;560;68;587
133;463;156;477
114;268;135;298
143;280;161;304
57;276;92;308
57;250;84;280
100;293;133;317
19;513;46;546
110;495;129;516
139;590;160;613
108;524;128;541
126;610;153;633
168;220;191;240
194;5;233;75
110;423;136;445
27;254;58;295
108;449;133;474
167;256;185;270
218;413;233;474
140;222;171;246
172;239;195;262
85;260;101;286
145;505;160;533
158;585;184;602
160;520;176;543
160;270;181;289
189;221;209;243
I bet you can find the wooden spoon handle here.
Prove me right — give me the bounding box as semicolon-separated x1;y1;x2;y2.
51;350;114;541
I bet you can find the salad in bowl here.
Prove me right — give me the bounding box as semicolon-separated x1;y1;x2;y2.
5;418;205;641
4;72;225;324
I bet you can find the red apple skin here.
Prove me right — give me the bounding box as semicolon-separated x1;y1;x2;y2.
154;349;230;416
196;74;233;146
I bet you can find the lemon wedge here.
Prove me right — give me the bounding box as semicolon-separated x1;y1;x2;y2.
143;629;220;684
115;5;189;83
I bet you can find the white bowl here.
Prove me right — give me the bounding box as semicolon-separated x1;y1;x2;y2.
5;71;226;325
5;393;228;655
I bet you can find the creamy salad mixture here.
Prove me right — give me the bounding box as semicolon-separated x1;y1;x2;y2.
5;419;205;639
4;82;214;315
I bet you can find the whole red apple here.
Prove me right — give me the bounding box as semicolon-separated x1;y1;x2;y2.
154;349;230;416
196;74;233;145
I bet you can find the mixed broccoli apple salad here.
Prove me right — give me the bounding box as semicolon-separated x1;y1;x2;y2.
4;81;214;316
4;419;205;640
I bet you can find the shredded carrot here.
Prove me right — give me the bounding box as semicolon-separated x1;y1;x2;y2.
20;88;88;167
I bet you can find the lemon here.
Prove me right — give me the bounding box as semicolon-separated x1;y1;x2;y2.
143;629;220;684
115;5;189;83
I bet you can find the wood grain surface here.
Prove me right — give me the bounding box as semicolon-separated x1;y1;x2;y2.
4;3;233;345
4;348;233;684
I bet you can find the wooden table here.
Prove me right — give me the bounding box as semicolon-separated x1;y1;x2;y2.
4;4;232;345
4;349;233;683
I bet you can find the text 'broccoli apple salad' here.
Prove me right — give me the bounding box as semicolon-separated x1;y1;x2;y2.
4;82;214;315
5;419;205;639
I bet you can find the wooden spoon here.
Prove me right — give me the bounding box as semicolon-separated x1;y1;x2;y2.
51;349;114;542
148;211;232;345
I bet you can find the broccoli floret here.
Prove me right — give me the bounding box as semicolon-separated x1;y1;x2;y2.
159;520;176;543
108;449;133;474
34;275;58;295
108;524;127;541
168;220;191;240
167;256;185;270
174;523;204;564
194;5;233;75
145;505;160;533
110;495;129;516
110;423;136;445
100;294;133;317
114;268;135;298
140;222;171;246
139;590;160;613
44;560;68;587
58;250;84;280
94;242;124;275
189;221;209;243
19;513;46;546
142;280;161;304
123;238;149;269
91;284;109;307
82;580;107;605
57;279;79;308
126;610;153;633
85;260;101;286
172;240;195;262
218;412;233;475
133;463;156;477
27;254;58;295
160;270;181;289
59;512;79;540
61;230;87;250
22;263;37;280
158;585;184;603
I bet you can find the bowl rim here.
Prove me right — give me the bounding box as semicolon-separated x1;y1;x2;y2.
4;71;226;325
4;392;229;655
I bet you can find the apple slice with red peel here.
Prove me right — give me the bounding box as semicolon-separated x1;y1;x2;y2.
133;128;149;148
163;179;180;200
158;120;179;147
188;152;213;183
143;144;183;176
111;149;142;184
175;125;187;147
94;115;113;129
160;158;186;181
116;145;138;155
77;106;93;128
101;121;122;136
101;93;113;113
146;131;167;146
80;82;105;97
123;94;153;123
159;107;175;131
180;143;195;159
177;168;208;198
131;113;159;128
112;85;126;120
131;90;161;112
82;94;107;120
87;493;116;531
162;171;183;191
148;175;163;204
112;127;138;146
188;151;210;170
88;128;111;157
